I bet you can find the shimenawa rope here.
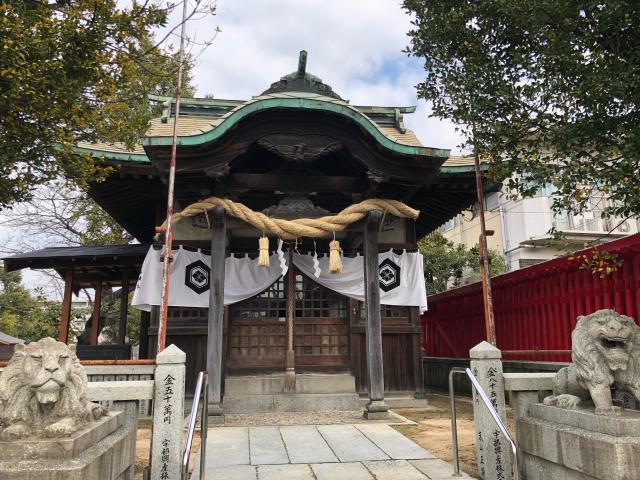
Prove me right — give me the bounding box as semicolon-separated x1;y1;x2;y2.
157;197;419;240
156;197;420;273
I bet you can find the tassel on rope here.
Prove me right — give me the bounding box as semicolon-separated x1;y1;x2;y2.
258;235;270;267
329;233;342;274
312;239;321;278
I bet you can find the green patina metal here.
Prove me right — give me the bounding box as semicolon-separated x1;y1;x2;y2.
150;95;417;115
75;145;149;163
440;164;490;174
76;51;453;163
142;95;450;159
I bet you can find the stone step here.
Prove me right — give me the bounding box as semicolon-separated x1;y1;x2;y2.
223;392;360;413
358;395;428;409
225;373;356;395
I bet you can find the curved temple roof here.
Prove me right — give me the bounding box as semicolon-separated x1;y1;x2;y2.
78;94;443;161
75;51;495;241
77;51;449;164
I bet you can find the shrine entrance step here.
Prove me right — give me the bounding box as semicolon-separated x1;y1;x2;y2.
223;373;359;413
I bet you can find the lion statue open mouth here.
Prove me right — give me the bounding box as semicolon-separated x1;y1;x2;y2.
544;309;640;416
0;337;106;440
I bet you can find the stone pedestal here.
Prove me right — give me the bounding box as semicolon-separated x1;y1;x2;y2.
222;373;360;414
0;412;133;480
364;400;390;420
469;341;512;480
520;403;640;480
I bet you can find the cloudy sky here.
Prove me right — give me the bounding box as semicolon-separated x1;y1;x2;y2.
2;0;465;297
183;0;464;152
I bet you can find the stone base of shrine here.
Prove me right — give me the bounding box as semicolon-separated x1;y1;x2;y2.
223;373;359;413
0;412;134;480
519;403;640;480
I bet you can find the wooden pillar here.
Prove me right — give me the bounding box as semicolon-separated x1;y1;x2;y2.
207;205;226;417
117;269;130;345
58;269;73;344
284;247;296;391
139;311;150;359
363;210;389;419
90;282;102;346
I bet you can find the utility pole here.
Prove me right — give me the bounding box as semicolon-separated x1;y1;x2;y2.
473;142;497;345
156;0;189;353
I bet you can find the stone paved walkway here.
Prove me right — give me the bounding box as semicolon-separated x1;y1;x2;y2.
191;424;474;479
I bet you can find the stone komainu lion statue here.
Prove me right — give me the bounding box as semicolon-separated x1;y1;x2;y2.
0;337;105;440
544;309;640;415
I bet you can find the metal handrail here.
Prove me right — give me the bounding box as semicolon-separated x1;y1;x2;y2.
182;371;208;480
449;367;519;480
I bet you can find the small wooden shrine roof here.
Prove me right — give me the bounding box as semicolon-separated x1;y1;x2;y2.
2;244;148;287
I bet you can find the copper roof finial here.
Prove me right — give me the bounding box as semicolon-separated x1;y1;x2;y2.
262;50;343;100
297;50;307;77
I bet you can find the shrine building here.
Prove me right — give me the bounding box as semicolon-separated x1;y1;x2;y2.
3;52;495;417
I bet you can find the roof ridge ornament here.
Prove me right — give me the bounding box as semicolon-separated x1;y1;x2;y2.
262;50;344;100
297;50;307;77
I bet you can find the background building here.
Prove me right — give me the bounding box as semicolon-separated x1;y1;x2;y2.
440;157;640;272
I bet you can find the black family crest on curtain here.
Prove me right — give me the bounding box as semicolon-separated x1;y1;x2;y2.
378;258;401;292
185;260;210;294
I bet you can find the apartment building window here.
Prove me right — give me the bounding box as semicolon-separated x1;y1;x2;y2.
553;194;638;234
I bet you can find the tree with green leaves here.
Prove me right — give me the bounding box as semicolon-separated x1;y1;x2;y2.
1;0;206;344
419;232;469;294
419;232;507;295
0;0;207;208
466;244;508;285
403;1;640;220
0;266;64;341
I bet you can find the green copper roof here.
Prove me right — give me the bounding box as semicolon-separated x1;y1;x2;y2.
76;51;452;163
142;92;450;159
75;144;149;163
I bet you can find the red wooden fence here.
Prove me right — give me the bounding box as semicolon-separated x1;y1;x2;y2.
421;233;640;361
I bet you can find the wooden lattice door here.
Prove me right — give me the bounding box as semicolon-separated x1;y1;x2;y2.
226;269;350;372
293;273;349;369
227;277;287;370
